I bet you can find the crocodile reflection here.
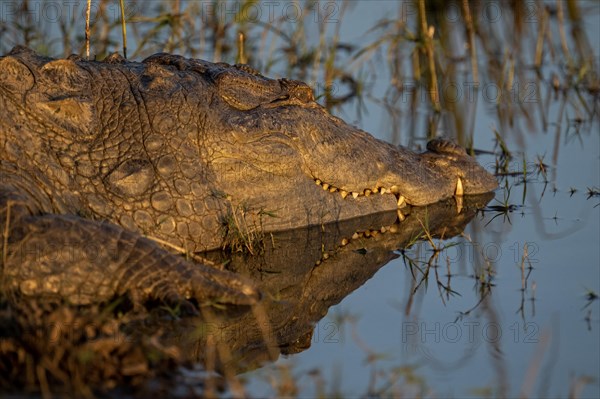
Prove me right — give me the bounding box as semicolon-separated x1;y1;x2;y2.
123;193;493;375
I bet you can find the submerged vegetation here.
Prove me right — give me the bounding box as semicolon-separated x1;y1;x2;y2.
0;0;598;397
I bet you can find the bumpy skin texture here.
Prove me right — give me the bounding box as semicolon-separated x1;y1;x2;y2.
0;47;497;305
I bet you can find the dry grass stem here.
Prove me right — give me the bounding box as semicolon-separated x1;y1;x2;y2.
85;0;91;59
119;0;127;58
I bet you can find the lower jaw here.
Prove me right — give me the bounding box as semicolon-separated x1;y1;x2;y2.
258;188;399;233
228;174;469;236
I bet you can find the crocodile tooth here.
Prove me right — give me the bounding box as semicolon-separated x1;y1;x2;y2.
373;187;380;194
397;209;406;222
340;190;348;199
455;195;464;214
455;177;464;196
397;195;406;208
352;232;360;240
380;226;387;233
390;185;399;194
352;192;359;199
323;253;330;260
322;183;330;190
329;186;338;193
364;189;371;197
315;179;322;186
389;225;399;233
380;188;388;195
341;238;349;246
315;260;321;266
364;230;371;237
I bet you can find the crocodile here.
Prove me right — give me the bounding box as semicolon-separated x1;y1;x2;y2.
0;46;497;307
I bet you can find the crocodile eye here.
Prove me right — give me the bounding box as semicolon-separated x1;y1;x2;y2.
216;68;285;111
104;159;155;198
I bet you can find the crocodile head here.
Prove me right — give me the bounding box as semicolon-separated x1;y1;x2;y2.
0;47;497;252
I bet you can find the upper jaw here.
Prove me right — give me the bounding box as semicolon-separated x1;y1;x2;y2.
298;142;467;208
301;137;497;208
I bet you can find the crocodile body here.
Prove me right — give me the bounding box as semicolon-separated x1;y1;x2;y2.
0;47;497;306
